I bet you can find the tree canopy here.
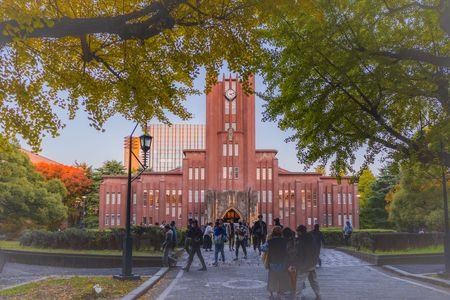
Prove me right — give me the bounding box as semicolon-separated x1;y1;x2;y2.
0;0;267;150
358;168;376;208
0;138;67;237
261;0;450;174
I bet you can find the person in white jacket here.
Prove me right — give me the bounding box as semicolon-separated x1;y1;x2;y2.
203;222;213;251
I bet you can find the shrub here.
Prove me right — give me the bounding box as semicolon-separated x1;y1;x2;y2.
350;232;443;252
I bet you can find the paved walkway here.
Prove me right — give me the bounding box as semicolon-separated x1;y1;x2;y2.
145;247;450;300
0;263;160;290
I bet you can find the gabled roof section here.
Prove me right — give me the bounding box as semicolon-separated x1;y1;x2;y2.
20;148;63;165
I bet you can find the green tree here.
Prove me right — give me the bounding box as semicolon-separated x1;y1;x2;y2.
0;138;67;237
389;163;449;232
261;0;450;174
0;0;267;150
84;160;126;228
360;163;399;229
358;168;376;208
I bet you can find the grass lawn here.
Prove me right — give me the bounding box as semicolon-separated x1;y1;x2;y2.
346;245;443;255
0;240;162;256
0;276;145;300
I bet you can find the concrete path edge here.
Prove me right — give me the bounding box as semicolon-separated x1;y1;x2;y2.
121;267;169;300
383;265;450;289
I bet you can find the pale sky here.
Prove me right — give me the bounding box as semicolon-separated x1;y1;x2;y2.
21;71;377;174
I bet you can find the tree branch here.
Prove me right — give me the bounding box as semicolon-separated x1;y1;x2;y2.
366;48;450;67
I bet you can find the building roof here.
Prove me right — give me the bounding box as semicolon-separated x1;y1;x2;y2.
20;149;63;165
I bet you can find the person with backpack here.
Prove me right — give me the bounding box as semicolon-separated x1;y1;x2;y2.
252;214;268;255
203;222;213;251
343;221;353;245
234;221;248;260
182;220;207;272
170;220;177;250
213;220;227;266
292;225;321;300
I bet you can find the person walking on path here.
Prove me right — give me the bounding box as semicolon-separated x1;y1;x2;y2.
293;225;321;300
162;224;174;267
234;221;248;260
213;221;227;266
311;224;325;267
170;221;178;251
343;221;353;245
262;226;290;299
182;220;207;272
252;214;267;255
203;222;213;251
184;218;193;255
227;221;235;251
274;217;283;229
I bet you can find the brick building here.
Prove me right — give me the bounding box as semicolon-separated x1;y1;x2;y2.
99;75;359;229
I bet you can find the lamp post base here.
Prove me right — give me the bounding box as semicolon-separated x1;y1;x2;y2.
113;274;141;281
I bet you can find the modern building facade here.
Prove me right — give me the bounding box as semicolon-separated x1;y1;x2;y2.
100;75;359;229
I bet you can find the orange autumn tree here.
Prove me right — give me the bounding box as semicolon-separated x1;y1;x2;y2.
35;163;92;227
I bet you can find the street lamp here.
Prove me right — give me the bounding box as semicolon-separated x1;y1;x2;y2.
114;123;152;280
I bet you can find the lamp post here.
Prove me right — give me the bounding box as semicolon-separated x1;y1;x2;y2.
114;123;152;280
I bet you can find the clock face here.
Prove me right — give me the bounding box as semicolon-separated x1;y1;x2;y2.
225;88;237;101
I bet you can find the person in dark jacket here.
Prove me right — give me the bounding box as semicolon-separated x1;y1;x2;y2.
263;226;290;299
234;221;248;260
184;218;193;255
252;214;268;255
213;221;227;266
170;221;178;250
293;225;321;299
182;220;207;272
162;224;174;267
274;217;283;229
311;224;325;267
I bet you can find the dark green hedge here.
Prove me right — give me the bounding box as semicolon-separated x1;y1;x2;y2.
19;226;186;252
320;228;395;247
350;232;443;252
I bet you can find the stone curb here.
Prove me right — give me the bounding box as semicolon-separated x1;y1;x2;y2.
383;265;450;289
0;276;50;292
121;267;169;300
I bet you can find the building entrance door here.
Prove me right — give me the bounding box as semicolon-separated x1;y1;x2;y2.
222;209;241;223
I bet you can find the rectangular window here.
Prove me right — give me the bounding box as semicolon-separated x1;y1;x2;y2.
280;210;283;219
143;190;148;206
117;192;121;205
132;214;136;225
224;122;229;130
313;192;317;207
301;189;306;209
268;168;272;180
232;123;236;130
133;193;137;205
155;190;159;208
105;214;109;225
228;167;233;179
225;100;229;115
268;190;272;203
262;190;266;203
231;99;236;114
228;144;233;156
223;167;227;179
343;193;347;204
106;193;110;205
349;214;353;224
338;193;341;204
189;167;193;180
195;168;199;180
263;213;267;223
257;168;260;180
338;214;342;226
262;168;266;180
328;214;332;226
111;214;115;226
201;190;205;203
349;193;353;205
257;191;261;202
149;190;154;206
117;214;121;226
322;193;326;205
178;190;182;206
143;217;147;225
308;217;312;225
313;217;318;225
111;193;116;205
223;144;227;156
234;167;239;179
234;144;239;156
195;190;199;203
327;192;332;204
268;213;273;225
172;207;176;217
189;190;193;202
307;191;311;207
201;168;205;180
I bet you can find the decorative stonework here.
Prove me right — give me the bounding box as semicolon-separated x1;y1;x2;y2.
205;190;258;223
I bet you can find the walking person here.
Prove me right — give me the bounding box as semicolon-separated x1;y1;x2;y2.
252;214;267;255
162;224;174;267
311;223;325;267
203;222;213;251
262;226;290;299
274;217;283;229
170;220;178;251
184;218;193;255
292;225;321;300
234;221;248;260
182;220;207;272
282;227;297;296
343;221;353;245
213;221;227;266
227;221;235;251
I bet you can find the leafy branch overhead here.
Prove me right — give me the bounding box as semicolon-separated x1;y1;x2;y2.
260;0;450;173
0;0;263;150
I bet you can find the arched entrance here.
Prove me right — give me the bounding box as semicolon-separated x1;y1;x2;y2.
222;208;241;224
